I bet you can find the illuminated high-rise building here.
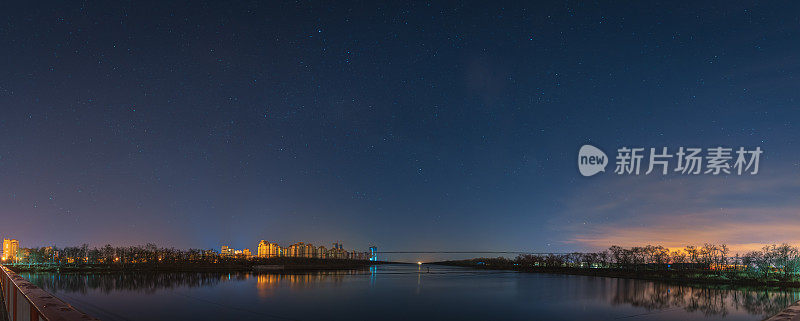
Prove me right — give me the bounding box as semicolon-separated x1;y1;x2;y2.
285;243;297;257
257;240;268;257
252;239;372;261
304;243;315;258
220;245;234;257
285;242;307;257
266;243;279;257
3;239;19;262
257;241;281;258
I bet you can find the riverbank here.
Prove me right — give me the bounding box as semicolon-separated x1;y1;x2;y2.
5;258;388;273
436;260;800;289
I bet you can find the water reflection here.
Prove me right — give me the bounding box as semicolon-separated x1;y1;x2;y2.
255;269;369;298
22;269;370;296
22;272;228;294
607;278;800;319
18;266;800;320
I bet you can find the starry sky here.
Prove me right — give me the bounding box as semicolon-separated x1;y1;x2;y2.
1;1;799;261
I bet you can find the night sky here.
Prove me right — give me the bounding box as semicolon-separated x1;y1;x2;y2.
2;1;799;261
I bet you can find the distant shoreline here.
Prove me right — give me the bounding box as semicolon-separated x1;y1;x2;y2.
435;261;800;289
5;258;394;273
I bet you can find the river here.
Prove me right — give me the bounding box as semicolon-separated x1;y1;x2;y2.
20;264;799;321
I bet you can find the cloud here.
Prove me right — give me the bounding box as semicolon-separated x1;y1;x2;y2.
553;170;800;253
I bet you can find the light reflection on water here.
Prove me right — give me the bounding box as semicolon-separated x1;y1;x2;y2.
20;264;800;321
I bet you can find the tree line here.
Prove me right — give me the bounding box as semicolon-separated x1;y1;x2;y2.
11;243;225;266
8;243;373;267
459;243;800;279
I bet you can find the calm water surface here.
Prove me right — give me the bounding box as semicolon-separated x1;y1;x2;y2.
21;264;800;321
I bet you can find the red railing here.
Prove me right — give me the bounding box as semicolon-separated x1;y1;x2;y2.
0;266;99;321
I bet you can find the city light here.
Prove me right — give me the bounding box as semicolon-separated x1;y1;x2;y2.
252;241;373;260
